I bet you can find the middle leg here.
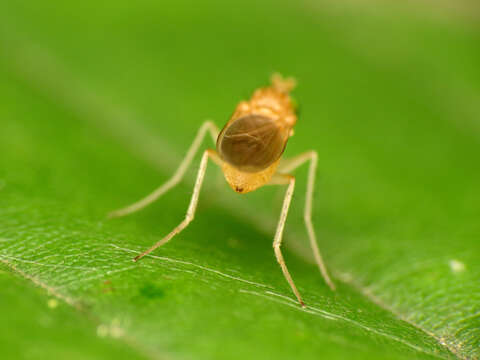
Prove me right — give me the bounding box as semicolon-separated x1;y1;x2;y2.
278;151;336;291
108;120;219;218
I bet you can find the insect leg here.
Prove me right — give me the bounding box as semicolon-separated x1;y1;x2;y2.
271;174;306;306
278;151;336;291
108;121;219;218
133;149;218;262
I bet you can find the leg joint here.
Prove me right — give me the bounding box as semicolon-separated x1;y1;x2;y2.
185;212;194;222
307;150;318;159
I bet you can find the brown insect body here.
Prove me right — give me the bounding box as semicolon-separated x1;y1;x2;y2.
217;76;297;194
110;74;336;307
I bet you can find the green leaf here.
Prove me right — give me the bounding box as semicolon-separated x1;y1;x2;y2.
0;265;149;360
0;1;479;359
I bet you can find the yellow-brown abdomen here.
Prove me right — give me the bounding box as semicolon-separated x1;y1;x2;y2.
216;74;297;193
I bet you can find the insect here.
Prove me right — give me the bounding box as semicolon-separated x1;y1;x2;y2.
109;74;335;306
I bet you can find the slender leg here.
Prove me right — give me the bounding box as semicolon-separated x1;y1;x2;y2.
108;121;219;218
133;149;217;262
270;174;306;306
277;151;336;291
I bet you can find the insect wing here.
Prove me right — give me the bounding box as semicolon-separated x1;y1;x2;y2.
218;115;288;172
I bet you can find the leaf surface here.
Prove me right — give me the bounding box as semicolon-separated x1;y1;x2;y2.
0;1;479;359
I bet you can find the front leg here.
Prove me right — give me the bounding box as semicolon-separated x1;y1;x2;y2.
133;149;220;262
270;174;306;306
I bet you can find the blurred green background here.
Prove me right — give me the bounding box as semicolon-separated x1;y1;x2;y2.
0;1;479;359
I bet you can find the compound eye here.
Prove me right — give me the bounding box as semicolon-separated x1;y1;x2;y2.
217;115;288;172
